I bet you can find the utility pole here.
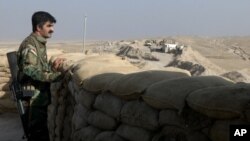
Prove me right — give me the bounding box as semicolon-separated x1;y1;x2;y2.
83;15;87;53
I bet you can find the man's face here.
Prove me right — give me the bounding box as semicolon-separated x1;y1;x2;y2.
37;21;54;38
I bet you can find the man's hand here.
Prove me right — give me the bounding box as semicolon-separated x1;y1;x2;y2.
52;58;66;72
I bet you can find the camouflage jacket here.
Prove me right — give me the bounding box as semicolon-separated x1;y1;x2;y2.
17;33;62;106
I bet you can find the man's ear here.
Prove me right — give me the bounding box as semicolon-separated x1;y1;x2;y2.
36;25;42;32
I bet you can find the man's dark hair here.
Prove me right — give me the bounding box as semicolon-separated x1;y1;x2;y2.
32;11;56;32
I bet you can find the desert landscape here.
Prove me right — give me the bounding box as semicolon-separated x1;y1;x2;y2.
1;36;250;141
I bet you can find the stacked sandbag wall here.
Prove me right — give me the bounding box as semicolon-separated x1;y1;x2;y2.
48;53;250;141
0;51;15;113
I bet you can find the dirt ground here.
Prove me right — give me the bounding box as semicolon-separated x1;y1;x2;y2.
0;113;23;141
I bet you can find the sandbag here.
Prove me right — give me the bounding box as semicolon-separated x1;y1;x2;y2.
62;116;71;141
82;73;124;93
72;54;138;84
0;72;11;78
159;110;185;127
87;111;117;130
72;104;90;131
121;100;158;130
107;70;190;100
209;120;248;141
76;89;96;109
95;131;125;141
0;56;8;67
93;92;124;119
0;83;10;91
0;67;9;72
187;83;250;119
0;78;11;84
0;91;11;99
160;126;187;140
116;124;152;141
79;126;101;141
153;130;210;141
143;76;234;111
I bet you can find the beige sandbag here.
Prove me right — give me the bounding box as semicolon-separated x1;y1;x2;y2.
95;131;125;141
50;53;86;72
82;73;124;93
87;111;117;130
187;83;250;119
0;78;11;84
0;67;9;72
72;54;138;84
47;49;64;59
76;89;96;109
0;91;11;99
0;56;8;67
0;72;11;77
0;83;10;91
116;124;152;141
93;92;125;118
107;70;190;100
209;120;247;141
121;100;158;130
143;76;234;111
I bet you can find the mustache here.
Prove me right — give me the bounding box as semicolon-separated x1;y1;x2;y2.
49;30;54;34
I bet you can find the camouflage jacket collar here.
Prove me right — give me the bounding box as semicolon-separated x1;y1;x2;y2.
30;33;47;45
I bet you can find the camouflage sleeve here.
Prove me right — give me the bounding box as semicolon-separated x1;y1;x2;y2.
22;45;62;82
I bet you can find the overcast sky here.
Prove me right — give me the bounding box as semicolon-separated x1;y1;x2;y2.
0;0;250;41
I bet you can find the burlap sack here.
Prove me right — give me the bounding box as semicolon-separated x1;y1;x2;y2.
121;100;158;130
87;111;117;130
0;83;10;91
116;124;152;141
159;110;185;127
62;116;71;141
76;89;96;109
209;120;248;141
0;71;11;78
143;76;234;111
68;80;76;95
82;73;124;93
0;56;8;67
93;92;124;119
55;105;66;125
181;107;213;131
0;78;11;84
50;53;86;72
72;104;90;131
187;83;250;119
0;91;11;99
153;129;209;141
0;67;9;72
72;54;138;84
72;111;88;131
95;131;125;141
107;70;190;100
79;126;101;141
48;105;56;140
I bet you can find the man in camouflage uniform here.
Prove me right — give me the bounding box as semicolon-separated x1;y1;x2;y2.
17;11;64;141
